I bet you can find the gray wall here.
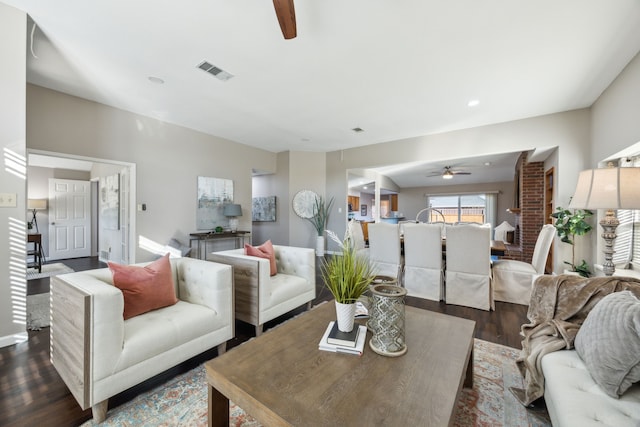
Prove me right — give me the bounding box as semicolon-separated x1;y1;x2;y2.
26;84;277;263
0;4;27;346
251;152;291;246
590;52;640;266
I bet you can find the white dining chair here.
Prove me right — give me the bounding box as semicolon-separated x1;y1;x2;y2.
492;224;555;305
403;223;443;301
367;222;403;284
347;219;368;257
445;224;493;311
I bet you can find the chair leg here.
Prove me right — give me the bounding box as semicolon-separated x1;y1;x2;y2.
306;301;313;310
92;399;108;423
217;342;227;355
255;324;263;337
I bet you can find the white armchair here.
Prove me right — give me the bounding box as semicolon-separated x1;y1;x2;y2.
492;224;555;305
50;257;234;422
209;245;316;336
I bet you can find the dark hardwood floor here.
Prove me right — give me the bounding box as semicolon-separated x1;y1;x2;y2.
2;256;529;427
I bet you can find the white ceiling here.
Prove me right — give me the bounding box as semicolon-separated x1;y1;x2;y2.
348;150;522;192
6;0;640;155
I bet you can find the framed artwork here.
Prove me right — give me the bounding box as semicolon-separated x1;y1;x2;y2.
197;177;233;230
100;173;120;230
252;196;277;221
360;204;367;216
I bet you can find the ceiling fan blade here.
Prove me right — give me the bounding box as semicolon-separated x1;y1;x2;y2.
273;0;297;39
452;171;472;175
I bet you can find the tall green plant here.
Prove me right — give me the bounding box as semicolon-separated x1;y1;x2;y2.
321;230;376;303
306;195;334;236
551;207;593;277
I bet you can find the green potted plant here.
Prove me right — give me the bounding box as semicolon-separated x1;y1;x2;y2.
305;195;334;256
551;207;593;277
321;229;376;332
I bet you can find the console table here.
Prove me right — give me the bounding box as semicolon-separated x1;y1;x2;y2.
189;231;251;260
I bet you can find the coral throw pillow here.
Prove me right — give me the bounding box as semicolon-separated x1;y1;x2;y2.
245;240;277;276
109;253;178;320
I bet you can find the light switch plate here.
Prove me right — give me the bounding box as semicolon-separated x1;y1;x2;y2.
0;193;18;207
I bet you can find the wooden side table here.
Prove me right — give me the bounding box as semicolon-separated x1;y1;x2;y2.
27;233;43;273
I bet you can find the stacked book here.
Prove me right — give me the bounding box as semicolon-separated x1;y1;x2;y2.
318;321;367;356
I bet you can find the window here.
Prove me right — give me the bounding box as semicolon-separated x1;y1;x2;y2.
617;156;640;269
427;193;497;228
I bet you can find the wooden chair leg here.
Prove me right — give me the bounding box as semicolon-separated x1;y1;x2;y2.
92;399;108;423
255;324;263;337
217;342;227;356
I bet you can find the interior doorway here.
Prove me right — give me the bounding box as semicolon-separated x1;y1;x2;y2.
27;149;137;264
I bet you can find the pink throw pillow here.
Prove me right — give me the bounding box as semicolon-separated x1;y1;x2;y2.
245;240;277;276
109;253;178;320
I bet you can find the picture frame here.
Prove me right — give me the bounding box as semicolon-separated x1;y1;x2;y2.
252;196;277;221
196;176;234;230
100;173;120;230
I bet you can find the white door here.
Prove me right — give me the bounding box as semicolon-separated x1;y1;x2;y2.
48;178;91;260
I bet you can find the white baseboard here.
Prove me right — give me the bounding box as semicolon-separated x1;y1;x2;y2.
0;332;28;348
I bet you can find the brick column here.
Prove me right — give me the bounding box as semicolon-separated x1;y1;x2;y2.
520;160;545;263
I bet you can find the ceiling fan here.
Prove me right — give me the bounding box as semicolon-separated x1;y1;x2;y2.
427;166;472;180
273;0;297;39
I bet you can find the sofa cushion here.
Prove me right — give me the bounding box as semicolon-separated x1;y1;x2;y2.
245;240;277;276
575;290;640;398
109;254;178;319
114;300;223;372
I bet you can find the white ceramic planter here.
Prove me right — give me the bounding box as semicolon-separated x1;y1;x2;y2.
335;301;356;332
316;235;325;257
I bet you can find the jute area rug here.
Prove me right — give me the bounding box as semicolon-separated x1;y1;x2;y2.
80;339;551;427
26;262;74;280
27;263;74;330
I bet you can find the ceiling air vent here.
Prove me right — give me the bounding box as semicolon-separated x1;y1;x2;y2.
197;60;234;82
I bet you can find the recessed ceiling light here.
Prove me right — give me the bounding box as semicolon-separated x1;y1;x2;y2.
467;99;480;107
148;76;164;84
363;186;368;189
484;161;491;166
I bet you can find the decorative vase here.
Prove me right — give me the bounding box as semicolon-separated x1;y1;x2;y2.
335;301;356;333
366;275;398;333
368;284;408;357
316;235;325;257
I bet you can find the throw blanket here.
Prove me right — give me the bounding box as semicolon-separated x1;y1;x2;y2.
512;274;640;406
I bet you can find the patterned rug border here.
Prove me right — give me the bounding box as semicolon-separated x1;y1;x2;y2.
26;262;74;280
80;337;550;427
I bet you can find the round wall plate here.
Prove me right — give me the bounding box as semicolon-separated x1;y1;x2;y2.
292;190;319;219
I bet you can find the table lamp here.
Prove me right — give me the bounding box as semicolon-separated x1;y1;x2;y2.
223;204;242;232
568;164;640;276
27;198;48;233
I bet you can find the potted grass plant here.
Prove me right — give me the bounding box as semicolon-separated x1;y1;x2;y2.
551;207;593;277
321;229;376;332
306;195;334;256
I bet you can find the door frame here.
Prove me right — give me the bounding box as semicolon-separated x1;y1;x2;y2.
27;149;137;264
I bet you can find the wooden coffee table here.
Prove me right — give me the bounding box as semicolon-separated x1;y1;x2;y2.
205;302;475;427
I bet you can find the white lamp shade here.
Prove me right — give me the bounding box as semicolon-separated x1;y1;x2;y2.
27;199;48;210
223;204;242;217
569;167;640;210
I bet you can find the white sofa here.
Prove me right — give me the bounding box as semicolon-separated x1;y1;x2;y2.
542;350;640;427
209;245;315;336
50;257;234;423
